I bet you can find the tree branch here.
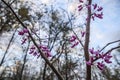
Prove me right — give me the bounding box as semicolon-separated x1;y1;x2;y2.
100;39;120;52
94;46;120;62
0;28;17;66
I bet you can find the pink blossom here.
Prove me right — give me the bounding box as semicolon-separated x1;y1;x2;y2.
97;62;105;70
104;54;112;63
18;28;28;35
69;35;77;42
92;16;95;21
45;52;52;57
94;50;100;57
86;57;94;66
21;38;27;44
99;53;104;59
93;3;97;10
39;45;52;58
29;50;34;54
37;54;41;59
18;31;24;35
23;28;29;33
104;59;112;63
94;12;103;19
78;5;83;11
71;42;79;48
33;52;38;56
79;0;83;3
97;6;103;11
39;45;48;50
89;48;94;54
81;31;86;37
86;61;92;66
30;46;36;50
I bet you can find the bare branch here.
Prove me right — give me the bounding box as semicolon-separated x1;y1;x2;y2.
100;39;120;52
0;28;17;66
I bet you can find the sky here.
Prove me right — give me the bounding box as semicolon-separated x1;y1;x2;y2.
91;0;120;48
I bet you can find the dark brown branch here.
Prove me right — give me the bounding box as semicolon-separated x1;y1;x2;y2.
105;46;120;55
1;0;63;80
100;40;120;52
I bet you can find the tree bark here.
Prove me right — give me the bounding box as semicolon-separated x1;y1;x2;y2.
84;0;92;80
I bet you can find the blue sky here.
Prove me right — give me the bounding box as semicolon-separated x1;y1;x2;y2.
90;0;120;48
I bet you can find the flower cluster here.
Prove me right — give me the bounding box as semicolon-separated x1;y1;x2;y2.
39;45;52;57
18;28;52;58
78;0;84;11
29;45;51;58
18;28;29;45
78;1;103;21
29;45;40;58
86;48;112;70
92;3;103;20
69;31;85;48
69;35;79;48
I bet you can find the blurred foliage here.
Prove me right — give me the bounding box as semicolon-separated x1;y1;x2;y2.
102;66;120;80
0;0;30;35
18;7;30;21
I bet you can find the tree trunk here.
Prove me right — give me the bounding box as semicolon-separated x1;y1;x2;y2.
84;0;92;80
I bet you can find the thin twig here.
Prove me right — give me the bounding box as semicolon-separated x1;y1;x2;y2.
100;40;120;52
0;29;17;66
60;8;84;48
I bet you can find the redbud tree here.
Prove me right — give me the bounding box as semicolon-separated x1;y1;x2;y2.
1;0;120;80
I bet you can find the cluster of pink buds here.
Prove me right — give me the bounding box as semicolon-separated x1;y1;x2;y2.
70;31;85;48
18;28;29;45
29;45;52;58
86;48;112;70
78;5;83;11
92;3;103;20
39;45;52;57
78;0;84;11
29;45;40;58
78;1;103;21
69;35;79;48
18;28;52;58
